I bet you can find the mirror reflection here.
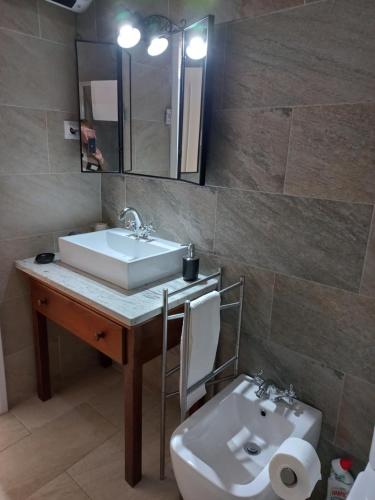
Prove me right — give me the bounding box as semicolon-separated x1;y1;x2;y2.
75;15;212;184
179;17;211;184
124;15;213;185
76;41;130;173
127;34;177;179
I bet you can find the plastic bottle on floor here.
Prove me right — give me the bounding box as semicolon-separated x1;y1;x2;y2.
326;458;354;499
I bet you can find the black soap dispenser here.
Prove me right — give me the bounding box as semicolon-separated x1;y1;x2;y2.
183;243;199;282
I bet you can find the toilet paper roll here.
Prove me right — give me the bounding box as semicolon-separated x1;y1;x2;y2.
269;437;321;500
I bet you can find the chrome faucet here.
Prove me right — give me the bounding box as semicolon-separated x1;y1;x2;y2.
252;369;296;405
255;378;278;399
118;207;155;240
119;207;144;230
273;384;296;405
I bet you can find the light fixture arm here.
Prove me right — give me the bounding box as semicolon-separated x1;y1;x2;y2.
141;14;186;39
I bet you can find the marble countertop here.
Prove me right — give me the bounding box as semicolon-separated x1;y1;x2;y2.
16;257;218;327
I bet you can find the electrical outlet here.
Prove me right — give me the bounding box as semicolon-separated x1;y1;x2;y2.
64;121;79;140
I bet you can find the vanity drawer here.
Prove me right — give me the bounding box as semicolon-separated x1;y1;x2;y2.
31;281;125;363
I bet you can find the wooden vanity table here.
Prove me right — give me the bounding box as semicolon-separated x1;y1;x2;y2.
16;257;216;487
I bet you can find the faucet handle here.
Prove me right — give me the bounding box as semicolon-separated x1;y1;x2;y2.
145;222;155;233
253;369;264;385
287;384;296;403
125;220;137;231
274;384;296;405
138;222;156;240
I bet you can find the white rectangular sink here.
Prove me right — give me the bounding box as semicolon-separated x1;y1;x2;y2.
58;228;187;290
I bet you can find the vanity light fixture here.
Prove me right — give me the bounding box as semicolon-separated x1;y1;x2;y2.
186;35;207;60
117;24;141;49
117;12;185;56
147;36;169;56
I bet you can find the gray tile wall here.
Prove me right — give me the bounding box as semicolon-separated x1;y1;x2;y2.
96;0;375;496
0;0;102;406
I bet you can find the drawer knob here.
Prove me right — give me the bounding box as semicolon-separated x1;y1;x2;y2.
37;298;48;306
94;332;106;341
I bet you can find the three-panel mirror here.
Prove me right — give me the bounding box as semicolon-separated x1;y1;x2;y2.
75;16;213;185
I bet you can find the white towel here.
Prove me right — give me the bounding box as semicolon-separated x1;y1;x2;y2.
180;291;221;411
0;328;8;415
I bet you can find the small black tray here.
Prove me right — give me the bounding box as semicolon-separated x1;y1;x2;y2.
35;253;55;264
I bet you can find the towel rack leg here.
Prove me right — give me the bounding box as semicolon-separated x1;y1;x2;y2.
234;276;245;377
180;301;191;423
159;289;168;480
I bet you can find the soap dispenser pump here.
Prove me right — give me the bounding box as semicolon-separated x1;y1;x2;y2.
183;243;199;282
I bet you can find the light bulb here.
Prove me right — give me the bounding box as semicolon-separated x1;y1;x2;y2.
186;36;207;60
147;37;168;57
147;37;169;56
117;24;141;49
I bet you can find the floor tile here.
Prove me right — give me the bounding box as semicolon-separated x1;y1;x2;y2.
0;404;116;499
11;395;74;431
55;366;122;407
0;412;29;452
68;431;179;500
88;378;160;429
28;473;89;500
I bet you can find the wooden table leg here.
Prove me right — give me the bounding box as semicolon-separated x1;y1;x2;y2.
124;331;142;487
32;309;51;401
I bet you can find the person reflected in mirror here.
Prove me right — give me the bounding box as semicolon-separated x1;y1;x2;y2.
80;120;105;171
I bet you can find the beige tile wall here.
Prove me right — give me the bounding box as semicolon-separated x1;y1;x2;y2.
0;0;102;406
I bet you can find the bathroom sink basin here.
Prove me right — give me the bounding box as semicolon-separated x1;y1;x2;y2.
58;228;187;290
171;374;322;500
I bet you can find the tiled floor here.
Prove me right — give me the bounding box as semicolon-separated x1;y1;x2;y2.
0;364;180;499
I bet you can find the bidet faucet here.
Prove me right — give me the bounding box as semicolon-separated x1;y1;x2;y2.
118;207;155;240
273;384;296;405
252;369;296;405
255;379;277;399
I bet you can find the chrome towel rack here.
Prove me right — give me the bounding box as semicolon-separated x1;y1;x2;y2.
159;268;245;479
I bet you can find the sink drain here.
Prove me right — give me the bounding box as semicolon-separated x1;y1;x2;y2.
243;442;261;456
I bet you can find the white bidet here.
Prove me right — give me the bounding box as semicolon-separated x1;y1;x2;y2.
170;374;322;500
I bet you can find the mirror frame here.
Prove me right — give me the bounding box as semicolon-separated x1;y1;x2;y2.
75;39;125;174
177;15;214;186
